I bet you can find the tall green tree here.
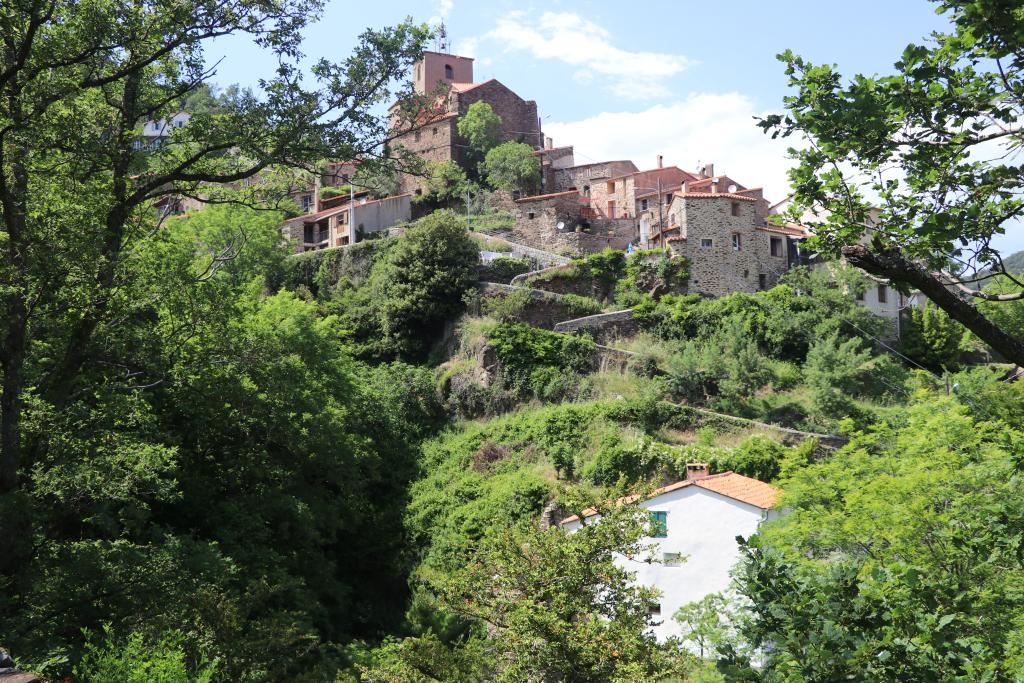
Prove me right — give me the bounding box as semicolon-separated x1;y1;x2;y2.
902;302;968;370
457;100;503;158
0;0;429;497
761;0;1024;365
723;397;1024;680
484;141;541;194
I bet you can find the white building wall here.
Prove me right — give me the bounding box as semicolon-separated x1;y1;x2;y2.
350;195;412;241
563;487;777;642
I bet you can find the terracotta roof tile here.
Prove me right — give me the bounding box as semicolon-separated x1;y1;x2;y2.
560;471;779;524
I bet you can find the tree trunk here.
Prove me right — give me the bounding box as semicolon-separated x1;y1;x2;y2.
841;243;1024;367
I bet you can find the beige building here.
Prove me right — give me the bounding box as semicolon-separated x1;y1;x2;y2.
281;194;412;253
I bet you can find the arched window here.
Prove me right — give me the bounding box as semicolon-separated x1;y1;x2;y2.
444;64;454;80
582;184;590;196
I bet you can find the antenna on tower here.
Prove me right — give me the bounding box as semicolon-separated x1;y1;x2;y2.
436;21;449;53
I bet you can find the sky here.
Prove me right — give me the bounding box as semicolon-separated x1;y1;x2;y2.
206;0;1023;256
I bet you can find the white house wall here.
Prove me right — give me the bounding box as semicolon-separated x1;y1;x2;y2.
563;486;775;642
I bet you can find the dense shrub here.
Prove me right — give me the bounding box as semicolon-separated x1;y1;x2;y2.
485;322;596;394
478;256;532;283
615;250;688;306
901;302;968;371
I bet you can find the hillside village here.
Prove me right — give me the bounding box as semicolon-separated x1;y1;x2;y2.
3;3;1024;683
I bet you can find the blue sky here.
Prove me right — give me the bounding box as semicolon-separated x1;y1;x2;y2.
207;0;1022;255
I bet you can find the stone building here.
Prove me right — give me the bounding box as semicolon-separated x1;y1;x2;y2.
390;50;543;194
510;190;636;256
536;137;576;193
664;191;804;297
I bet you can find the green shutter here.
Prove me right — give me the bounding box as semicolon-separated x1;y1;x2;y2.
650;511;668;538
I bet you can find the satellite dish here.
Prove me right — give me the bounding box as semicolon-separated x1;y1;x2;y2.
556;221;565;231
727;184;738;193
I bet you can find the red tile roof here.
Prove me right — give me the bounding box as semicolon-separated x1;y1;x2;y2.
560;471;780;524
757;223;810;237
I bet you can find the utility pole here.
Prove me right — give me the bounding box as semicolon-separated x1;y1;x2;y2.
349;180;355;244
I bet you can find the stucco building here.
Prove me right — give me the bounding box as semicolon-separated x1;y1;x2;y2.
561;465;780;643
281;194;411;253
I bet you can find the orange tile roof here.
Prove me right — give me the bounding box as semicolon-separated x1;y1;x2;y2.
757;223;810;237
560;471;779;524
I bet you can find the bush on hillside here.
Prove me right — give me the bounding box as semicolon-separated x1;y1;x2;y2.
478;256;532;283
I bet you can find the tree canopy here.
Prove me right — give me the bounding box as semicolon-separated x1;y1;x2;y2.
484;141;541;194
761;0;1024;364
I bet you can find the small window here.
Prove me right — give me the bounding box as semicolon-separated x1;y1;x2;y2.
855;289;865;301
649;511;667;538
700;238;713;249
607;181;615;193
665;193;673;205
640;198;649;211
444;64;454;80
731;201;741;216
527;211;536;220
582;184;591;196
648;603;662;616
759;274;767;290
770;236;783;257
300;195;313;212
414;130;421;142
433;126;438;135
743;269;749;278
732;233;742;251
877;285;888;303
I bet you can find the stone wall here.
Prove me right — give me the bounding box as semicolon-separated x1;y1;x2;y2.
477;283;594;330
511;191;582;252
671;195;770;297
554;160;638;194
454;79;542;149
394;115;458;194
553;308;638;342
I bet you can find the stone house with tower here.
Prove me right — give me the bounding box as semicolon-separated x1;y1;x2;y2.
390;47;544;194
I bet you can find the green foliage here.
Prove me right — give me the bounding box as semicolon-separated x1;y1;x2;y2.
483;141;541;194
902;302;968;371
369;504;689;682
979;273;1024;340
615;250;688;306
478;256;532;284
726;397;1024;680
561;293;605;317
334;210;477;360
74;627;216;683
319;184;351;199
280;237;389;296
421;160;475;206
457;101;503;157
709;436;786;482
485;322;595;398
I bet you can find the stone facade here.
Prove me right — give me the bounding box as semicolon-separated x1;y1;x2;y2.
510;191;636;256
390;51;543;195
667;193;773;297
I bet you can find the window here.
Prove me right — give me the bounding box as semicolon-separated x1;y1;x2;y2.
527;211;536;219
770;236;783;257
665;193;673;205
640;198;649;211
582;184;591;196
648;604;662;617
700;238;713;249
607;181;615;193
743;269;749;278
444;64;454;80
300;195;313;212
759;274;767;290
877;285;888;303
414;130;421;142
855;289;865;301
649;511;667;538
662;552;683;566
732;232;742;251
432;126;438;135
731;201;741;216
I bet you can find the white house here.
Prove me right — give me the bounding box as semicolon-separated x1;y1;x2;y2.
560;465;780;642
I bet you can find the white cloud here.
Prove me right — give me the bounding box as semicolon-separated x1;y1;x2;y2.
485;11;693;100
544;93;798;202
427;0;454;27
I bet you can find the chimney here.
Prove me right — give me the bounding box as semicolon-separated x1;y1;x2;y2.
711;177;719;193
545;136;553;150
685;463;710;481
657;154;663;169
704;162;714;179
681;179;689;193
